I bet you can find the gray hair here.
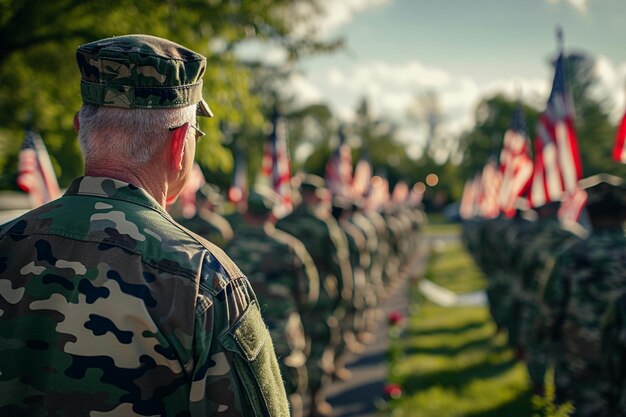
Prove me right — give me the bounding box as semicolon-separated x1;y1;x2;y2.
78;104;196;164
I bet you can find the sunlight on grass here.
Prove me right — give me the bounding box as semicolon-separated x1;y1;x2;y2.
425;241;486;293
390;230;533;417
423;222;461;236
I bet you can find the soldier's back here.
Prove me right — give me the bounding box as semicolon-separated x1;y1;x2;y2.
0;177;288;417
543;229;626;417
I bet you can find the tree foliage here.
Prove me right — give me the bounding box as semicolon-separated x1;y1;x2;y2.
563;53;626;178
0;0;341;189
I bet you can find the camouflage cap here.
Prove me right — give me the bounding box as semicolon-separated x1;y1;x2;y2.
76;34;213;117
579;173;626;209
197;184;223;204
298;173;326;193
247;184;280;214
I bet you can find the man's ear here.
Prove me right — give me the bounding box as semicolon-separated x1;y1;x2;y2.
73;112;80;132
170;124;190;171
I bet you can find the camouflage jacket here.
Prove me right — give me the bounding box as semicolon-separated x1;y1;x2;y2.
225;223;319;361
175;209;234;249
276;204;352;314
0;176;289;417
601;292;626;416
541;228;626;388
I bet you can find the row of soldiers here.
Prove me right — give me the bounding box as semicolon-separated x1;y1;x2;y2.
462;173;626;417
169;173;427;417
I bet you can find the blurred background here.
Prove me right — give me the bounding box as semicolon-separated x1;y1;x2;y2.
1;0;626;212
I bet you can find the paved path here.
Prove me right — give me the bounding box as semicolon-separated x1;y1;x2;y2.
323;239;430;417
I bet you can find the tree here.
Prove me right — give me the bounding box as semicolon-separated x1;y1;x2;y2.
562;52;626;178
405;90;444;160
0;0;342;189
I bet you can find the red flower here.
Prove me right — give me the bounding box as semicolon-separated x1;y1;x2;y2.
388;310;404;326
384;383;403;399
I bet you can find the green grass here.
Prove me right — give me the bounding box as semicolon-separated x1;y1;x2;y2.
424;239;485;294
390;229;533;417
423;222;461;237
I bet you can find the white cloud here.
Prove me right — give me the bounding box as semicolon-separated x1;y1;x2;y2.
545;0;589;13
292;0;392;38
287;55;626;163
279;73;324;107
236;0;391;65
317;61;482;138
287;59;548;163
591;55;626;122
233;40;287;65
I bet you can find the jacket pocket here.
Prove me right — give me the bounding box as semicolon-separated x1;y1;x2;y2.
220;301;289;417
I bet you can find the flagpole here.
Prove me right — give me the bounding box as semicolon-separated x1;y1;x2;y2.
556;26;564;53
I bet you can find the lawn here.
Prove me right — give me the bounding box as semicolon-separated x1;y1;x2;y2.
389;224;534;417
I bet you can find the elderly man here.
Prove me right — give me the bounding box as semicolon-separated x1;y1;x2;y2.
0;35;289;417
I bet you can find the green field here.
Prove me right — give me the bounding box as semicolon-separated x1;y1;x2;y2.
389;225;534;417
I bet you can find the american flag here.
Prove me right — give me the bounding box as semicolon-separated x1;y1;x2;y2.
325;125;353;197
498;107;534;217
228;149;247;204
557;185;587;223
529;53;582;207
478;158;502;218
261;109;292;216
459;176;478;220
17;127;61;208
351;153;372;198
612;111;626;163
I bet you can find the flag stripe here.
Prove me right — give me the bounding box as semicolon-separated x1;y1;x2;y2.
17;129;60;207
528;53;582;208
613;113;626;163
261;111;292;216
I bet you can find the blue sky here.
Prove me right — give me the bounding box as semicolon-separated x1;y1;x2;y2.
237;0;626;161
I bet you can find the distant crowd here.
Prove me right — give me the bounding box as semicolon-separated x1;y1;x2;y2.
168;172;427;417
463;173;626;417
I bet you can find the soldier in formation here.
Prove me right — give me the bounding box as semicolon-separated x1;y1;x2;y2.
601;291;626;416
182;172;427;417
225;185;320;417
173;183;234;248
539;174;626;416
275;175;353;417
464;173;626;416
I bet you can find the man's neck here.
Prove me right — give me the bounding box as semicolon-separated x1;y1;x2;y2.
85;161;168;207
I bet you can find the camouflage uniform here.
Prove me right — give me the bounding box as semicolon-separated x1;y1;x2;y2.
479;216;516;332
275;189;352;414
362;209;392;297
349;208;384;337
173;185;234;249
601;292;626;417
539;174;626;417
331;199;366;376
225;220;319;402
224;210;246;234
517;217;584;386
0;177;289;417
176;209;233;249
